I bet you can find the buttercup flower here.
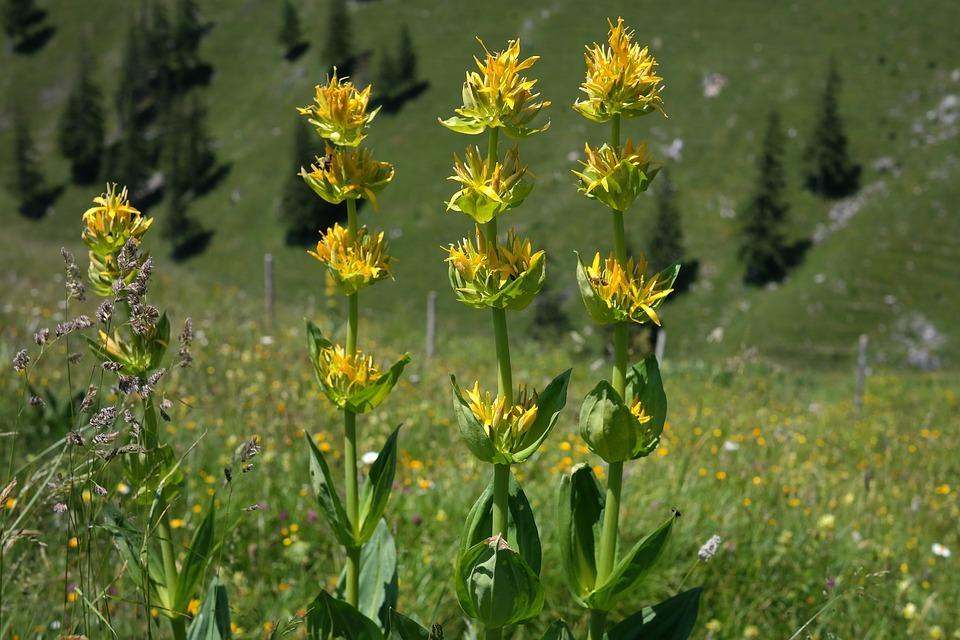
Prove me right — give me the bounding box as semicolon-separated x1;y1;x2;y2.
447;145;532;223
445;228;545;309
439;38;550;138
573;139;660;212
297;69;380;147
301;144;394;208
576;252;678;326
308;224;392;295
573;18;665;122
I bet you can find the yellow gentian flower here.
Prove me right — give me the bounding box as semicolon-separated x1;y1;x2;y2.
577;252;677;326
447;145;532;223
465;382;540;452
445;227;545;309
82;183;152;255
574;18;665;122
573;139;660;212
439;38;550;138
308;224;392;295
301;144;394;207
297;69;380;147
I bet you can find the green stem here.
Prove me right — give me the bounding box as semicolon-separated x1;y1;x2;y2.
610;113;621;152
486;127;499;170
344;408;360;606
491;463;510;540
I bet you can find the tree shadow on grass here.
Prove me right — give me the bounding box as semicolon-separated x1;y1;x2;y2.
194;162;232;198
377;80;430;115
284;42;309;62
171;228;215;262
19;184;65;220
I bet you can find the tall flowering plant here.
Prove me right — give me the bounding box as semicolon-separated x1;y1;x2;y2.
297;70;411;633
559;19;701;640
439;38;571;640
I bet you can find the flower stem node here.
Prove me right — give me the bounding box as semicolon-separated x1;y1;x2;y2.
573;140;660;213
447;145;532;223
450;370;570;464
300;144;394;208
573;18;666;123
446;228;545;310
306;322;409;414
576;252;678;326
308;224;392;295
297;69;380;148
439;38;550;138
579;356;667;463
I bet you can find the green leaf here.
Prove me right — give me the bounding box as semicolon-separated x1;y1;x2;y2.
306;590;383;640
625;355;668;460
512;368;571;462
124;443;185;506
304;432;356;549
346;354;411;414
607;588;702;640
455;536;544;629
176;498;218;614
557;464;604;605
306;320;333;363
450;375;500;464
460;470;542;575
587;513;678;611
388;609;430;640
147;312;171;370
337;519;398;630
438;115;486;136
540;620;574;640
103;506;166;606
186;576;232;640
578;381;639;463
358;427;400;544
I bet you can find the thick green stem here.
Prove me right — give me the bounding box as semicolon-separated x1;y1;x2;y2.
344;409;360;605
169;615;187;640
491;463;510;540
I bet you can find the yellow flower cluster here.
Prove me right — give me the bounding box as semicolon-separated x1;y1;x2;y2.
573;139;659;212
297;69;380;147
82;184;153;254
308;224;392;295
301;144;395;207
574;17;665;122
582;252;674;325
439;38;550;137
315;344;384;404
447;145;531;223
465;382;540;452
446;228;545;309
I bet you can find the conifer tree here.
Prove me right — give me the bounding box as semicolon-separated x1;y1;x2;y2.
180;93;216;188
647;168;685;274
7;104;47;218
58;41;106;184
396;24;417;85
322;0;352;74
2;0;39;49
803;59;860;198
278;0;304;58
161;99;207;258
375;48;398;99
739;110;790;286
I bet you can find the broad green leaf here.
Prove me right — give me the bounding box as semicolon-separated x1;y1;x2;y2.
186;576;232;640
460;470;542;575
176;498;218;613
337;519;398;630
540;620;574;640
557;464;604;605
358;427;400;543
306;320;333;364
578;381;639;463
575;253;617;325
512;368;571;462
625;355;668;459
306;590;382;640
388;609;430;640
607;588;702;640
450;376;500;464
455;537;543;629
588;513;677;611
304;432;355;548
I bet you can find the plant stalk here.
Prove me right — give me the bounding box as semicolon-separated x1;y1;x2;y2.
343;197;362;606
491;463;510;539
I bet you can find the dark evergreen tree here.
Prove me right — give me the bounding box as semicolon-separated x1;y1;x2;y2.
281;119;343;244
647;168;684;273
161;100;207;258
375;48;398;99
171;0;204;87
143;0;175;104
2;0;41;50
803;60;861;198
322;0;352;75
396;24;417;85
7;104;48;218
278;0;304;59
58;42;106;184
739;110;790;286
180;93;216;189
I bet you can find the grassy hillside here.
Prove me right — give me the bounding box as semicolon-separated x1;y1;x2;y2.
2;0;959;369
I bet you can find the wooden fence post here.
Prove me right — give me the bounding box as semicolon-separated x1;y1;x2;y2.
854;334;868;412
264;253;274;331
425;291;437;361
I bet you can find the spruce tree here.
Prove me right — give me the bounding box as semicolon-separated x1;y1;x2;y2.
375;48;398;100
171;0;203;87
803;59;860;198
180;93;216;189
322;0;352;75
280;119;343;244
8;104;47;218
58;41;106;184
396;24;417;86
161;100;206;257
278;0;304;58
647;168;685;274
739;110;790;286
2;0;39;49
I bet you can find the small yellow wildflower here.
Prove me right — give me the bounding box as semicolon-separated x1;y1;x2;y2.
439;38;550;137
817;513;836;531
464;382;540;454
578;252;676;325
82;183;152;256
573;139;660;212
574;18;665;122
297;69;379;147
744;626;761;639
308;224;392;295
170;518;186;529
187;599;200;616
68;536;79;549
902;602;917;620
705;619;722;633
447;145;532;223
301;144;394;207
